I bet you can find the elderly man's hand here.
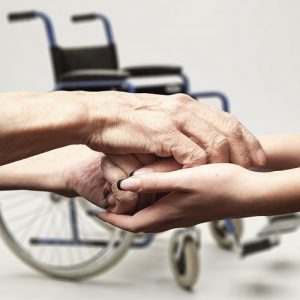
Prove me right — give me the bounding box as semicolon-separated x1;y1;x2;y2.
100;154;158;214
82;92;266;168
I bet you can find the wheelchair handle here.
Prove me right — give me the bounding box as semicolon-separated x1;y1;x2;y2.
8;11;37;22
71;13;98;22
8;11;56;47
71;12;114;44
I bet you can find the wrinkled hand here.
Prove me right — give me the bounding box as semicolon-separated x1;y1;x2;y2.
43;145;107;207
84;92;266;168
100;154;158;214
99;163;262;232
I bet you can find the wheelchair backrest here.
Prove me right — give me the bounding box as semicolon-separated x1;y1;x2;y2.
50;44;119;82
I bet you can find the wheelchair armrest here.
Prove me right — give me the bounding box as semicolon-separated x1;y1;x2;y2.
59;69;129;82
123;65;182;77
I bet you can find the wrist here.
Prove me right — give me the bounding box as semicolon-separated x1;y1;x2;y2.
230;169;272;218
49;91;90;146
75;91;124;151
0;91;90;164
241;169;300;217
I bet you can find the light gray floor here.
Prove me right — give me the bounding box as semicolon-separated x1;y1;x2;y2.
1;218;300;300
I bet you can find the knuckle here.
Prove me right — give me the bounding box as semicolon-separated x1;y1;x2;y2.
71;90;87;98
210;133;228;150
174;93;193;104
226;121;243;138
207;134;229;162
243;129;261;149
239;152;251;168
189;148;207;165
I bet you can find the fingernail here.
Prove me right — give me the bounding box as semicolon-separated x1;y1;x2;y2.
117;178;126;190
256;148;267;166
133;168;153;175
117;177;141;192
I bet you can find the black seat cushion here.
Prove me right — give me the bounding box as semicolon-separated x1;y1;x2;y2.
123;65;182;77
58;69;129;82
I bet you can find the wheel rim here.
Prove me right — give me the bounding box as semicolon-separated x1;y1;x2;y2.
0;191;133;279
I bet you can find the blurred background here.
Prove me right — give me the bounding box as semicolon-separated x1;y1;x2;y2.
0;0;300;299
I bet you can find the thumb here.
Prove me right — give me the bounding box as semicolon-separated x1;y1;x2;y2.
117;169;189;193
133;158;182;176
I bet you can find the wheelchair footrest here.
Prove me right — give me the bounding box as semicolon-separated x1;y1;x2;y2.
258;214;300;238
241;237;279;257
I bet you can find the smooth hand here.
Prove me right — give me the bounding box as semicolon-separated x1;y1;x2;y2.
99;163;264;232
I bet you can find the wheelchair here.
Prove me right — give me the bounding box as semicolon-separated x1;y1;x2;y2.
2;10;240;290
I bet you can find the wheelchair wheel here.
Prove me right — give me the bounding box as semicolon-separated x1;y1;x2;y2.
78;197;114;232
169;230;200;290
209;219;243;250
0;191;133;280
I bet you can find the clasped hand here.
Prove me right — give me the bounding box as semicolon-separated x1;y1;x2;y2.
98;154;262;233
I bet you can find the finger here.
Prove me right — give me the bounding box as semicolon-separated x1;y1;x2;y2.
134;157;182;175
103;182;111;199
99;212;137;231
107;193;116;206
211;111;250;167
99;191;183;233
179;111;229;163
101;157;128;185
134;154;158;165
240;126;266;166
106;154;142;176
164;132;207;168
110;182;138;214
99;199;167;233
192;105;251;167
117;168;195;193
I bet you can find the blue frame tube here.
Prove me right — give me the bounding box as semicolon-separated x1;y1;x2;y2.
34;11;56;46
94;13;114;44
131;234;155;248
190;91;230;112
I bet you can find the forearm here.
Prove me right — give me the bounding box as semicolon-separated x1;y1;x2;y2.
246;168;300;217
0;91;89;165
258;133;300;170
0;151;67;194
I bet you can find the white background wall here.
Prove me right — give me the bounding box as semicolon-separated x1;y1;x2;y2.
0;0;300;134
0;1;300;299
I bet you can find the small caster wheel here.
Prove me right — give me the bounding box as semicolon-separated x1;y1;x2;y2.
169;229;200;290
209;219;243;250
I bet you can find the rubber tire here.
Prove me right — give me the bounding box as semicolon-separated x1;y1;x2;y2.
209;219;243;250
0;195;134;280
169;233;199;290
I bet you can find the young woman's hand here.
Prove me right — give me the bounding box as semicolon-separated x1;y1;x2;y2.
99;163;265;232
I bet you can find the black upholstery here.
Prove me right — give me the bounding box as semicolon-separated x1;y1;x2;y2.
59;69;128;82
134;83;185;95
50;43;184;93
51;44;119;82
124;65;182;77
